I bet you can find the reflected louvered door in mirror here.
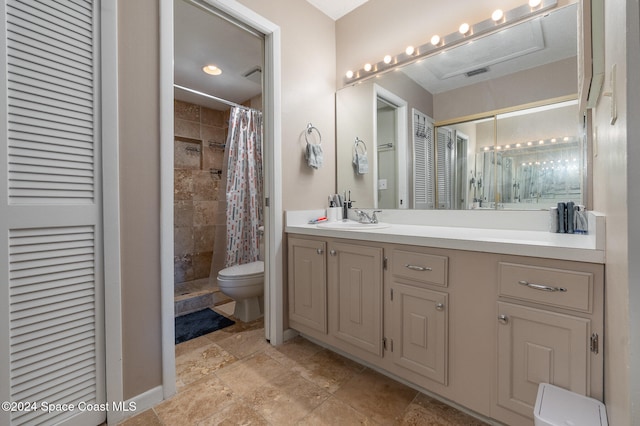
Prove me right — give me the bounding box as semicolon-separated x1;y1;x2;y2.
413;109;434;209
0;1;105;425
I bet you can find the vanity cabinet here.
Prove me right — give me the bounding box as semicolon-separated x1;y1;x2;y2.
287;237;327;334
492;260;604;426
389;282;448;385
388;248;449;385
286;233;604;426
328;241;384;357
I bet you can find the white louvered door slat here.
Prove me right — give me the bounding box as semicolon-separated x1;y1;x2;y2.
0;1;106;425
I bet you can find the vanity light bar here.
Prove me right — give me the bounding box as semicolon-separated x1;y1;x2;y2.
483;136;578;152
344;0;558;84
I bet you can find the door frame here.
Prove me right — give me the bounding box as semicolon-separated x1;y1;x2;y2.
373;84;408;209
158;0;283;400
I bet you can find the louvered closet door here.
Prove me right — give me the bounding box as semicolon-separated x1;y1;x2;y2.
413;109;434;209
0;1;106;425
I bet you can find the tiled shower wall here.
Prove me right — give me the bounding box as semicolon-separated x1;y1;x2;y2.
174;100;228;285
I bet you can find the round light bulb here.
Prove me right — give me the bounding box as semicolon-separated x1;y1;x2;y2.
563;136;569;141
492;9;504;22
529;0;542;7
383;55;392;64
202;65;222;75
496;146;501;150
516;143;522;147
459;23;470;35
430;35;441;46
364;63;372;72
551;138;557;143
484;146;490;151
539;140;544;145
405;46;415;55
346;70;354;79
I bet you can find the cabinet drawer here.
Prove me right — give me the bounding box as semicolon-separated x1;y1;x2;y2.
392;249;448;287
498;262;593;313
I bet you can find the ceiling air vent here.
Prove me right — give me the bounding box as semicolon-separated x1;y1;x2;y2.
466;67;489;77
242;66;262;84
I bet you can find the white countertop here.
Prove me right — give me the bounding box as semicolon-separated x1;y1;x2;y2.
285;210;605;264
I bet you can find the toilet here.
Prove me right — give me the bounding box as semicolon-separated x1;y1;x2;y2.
217;227;264;322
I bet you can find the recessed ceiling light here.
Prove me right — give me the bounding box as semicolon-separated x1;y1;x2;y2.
202;65;222;75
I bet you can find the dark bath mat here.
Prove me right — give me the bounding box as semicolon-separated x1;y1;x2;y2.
175;308;235;344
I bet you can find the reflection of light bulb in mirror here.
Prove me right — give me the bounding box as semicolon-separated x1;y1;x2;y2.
405;46;415;55
364;63;372;72
539;140;544;145
529;0;542;7
459;23;470;35
431;35;440;46
516;143;522;148
496;146;501;150
505;145;510;149
383;55;392;64
484;146;490;151
563;136;569;141
491;9;504;22
346;70;354;79
522;163;526;166
527;141;533;146
551;138;557;143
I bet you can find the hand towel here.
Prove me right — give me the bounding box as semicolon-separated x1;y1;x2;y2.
353;151;369;174
305;143;323;169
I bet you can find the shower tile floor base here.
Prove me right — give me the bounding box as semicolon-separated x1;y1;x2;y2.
175;277;232;317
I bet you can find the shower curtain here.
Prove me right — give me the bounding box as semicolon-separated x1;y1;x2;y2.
225;106;263;267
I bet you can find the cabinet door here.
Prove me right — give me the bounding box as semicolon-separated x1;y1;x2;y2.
391;283;448;385
329;242;383;357
496;302;590;419
288;237;327;333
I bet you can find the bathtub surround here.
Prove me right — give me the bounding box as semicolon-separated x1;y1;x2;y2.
174;100;228;284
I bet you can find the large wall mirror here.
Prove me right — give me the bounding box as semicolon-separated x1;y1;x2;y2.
336;3;586;211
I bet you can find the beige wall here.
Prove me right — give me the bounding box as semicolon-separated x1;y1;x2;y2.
626;0;640;420
239;0;337;211
118;0;163;399
592;0;632;423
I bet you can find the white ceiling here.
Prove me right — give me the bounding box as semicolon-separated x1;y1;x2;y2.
305;0;370;20
174;0;263;110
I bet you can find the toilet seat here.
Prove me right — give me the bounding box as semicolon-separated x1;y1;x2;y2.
218;261;264;281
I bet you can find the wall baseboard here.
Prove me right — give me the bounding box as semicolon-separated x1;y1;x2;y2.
107;385;164;425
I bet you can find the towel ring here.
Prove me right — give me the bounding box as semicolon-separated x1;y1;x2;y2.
305;123;322;145
354;137;367;155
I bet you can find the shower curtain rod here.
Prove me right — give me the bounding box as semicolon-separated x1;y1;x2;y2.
174;84;253;111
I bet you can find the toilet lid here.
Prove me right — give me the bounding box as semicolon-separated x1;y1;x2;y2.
218;261;264;279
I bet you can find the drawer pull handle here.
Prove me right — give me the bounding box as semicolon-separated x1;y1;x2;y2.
518;280;567;293
316;248;324;255
498;314;509;324
435;303;445;311
329;249;337;256
405;264;432;272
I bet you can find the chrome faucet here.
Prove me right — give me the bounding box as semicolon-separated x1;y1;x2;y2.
355;209;382;224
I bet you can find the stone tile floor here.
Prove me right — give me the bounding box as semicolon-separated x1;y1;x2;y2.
118;303;488;425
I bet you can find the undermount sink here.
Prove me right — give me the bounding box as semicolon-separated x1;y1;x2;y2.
316;220;391;230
